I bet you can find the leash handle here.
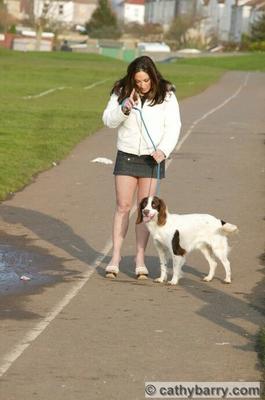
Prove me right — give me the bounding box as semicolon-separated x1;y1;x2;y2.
133;107;161;196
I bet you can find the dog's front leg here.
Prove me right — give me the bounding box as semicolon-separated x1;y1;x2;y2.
169;255;185;285
154;240;168;283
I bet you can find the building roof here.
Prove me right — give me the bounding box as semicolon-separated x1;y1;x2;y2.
245;0;265;8
74;0;98;4
202;0;265;6
202;0;225;4
124;0;145;4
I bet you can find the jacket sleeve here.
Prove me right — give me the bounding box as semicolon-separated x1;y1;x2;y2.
157;92;181;158
102;93;128;128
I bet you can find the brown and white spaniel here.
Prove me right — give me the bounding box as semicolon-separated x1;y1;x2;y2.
136;196;238;285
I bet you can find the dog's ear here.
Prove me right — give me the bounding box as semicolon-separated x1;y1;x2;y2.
157;198;167;226
136;197;146;224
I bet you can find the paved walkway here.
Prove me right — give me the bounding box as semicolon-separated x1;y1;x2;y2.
0;71;264;400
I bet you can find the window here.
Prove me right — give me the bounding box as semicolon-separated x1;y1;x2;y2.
59;3;64;15
43;2;49;14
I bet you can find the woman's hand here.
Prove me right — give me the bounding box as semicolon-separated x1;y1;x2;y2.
151;149;166;164
121;89;137;115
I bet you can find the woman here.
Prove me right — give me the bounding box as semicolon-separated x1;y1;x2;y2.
102;56;181;279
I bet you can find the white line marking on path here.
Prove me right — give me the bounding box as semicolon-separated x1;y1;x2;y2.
174;73;250;153
0;72;249;378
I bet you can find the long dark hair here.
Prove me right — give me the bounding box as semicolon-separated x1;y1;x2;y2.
111;56;175;106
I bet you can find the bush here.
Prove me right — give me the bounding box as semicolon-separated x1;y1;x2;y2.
240;31;265;51
251;12;265;42
249;41;265;51
221;41;240;52
88;26;121;39
122;22;163;40
8;24;16;34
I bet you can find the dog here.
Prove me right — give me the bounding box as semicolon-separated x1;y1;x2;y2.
136;196;238;285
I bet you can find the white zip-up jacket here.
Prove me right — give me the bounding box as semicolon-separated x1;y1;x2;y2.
102;91;181;158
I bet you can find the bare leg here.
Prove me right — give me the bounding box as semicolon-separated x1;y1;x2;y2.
135;177;158;272
106;175;137;275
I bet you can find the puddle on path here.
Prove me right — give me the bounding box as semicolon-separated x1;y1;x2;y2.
0;244;59;295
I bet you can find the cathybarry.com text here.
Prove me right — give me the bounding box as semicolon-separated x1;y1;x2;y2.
145;382;261;398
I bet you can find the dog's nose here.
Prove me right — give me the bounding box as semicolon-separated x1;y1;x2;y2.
143;209;149;216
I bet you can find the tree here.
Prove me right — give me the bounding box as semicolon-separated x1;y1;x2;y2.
85;0;121;39
0;0;16;33
165;15;196;48
251;12;265;41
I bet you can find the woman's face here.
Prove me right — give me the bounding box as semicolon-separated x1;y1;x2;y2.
134;71;151;95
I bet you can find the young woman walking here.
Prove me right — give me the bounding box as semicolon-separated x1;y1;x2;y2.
102;56;181;279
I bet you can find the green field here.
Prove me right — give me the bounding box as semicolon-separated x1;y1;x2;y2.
0;49;264;201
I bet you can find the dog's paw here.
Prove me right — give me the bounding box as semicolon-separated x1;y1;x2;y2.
223;278;231;284
203;275;213;282
154;277;164;283
168;279;178;285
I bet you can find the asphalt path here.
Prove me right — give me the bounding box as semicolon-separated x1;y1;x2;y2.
0;71;264;400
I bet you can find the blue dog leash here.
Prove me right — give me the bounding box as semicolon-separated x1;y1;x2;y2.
132;106;161;196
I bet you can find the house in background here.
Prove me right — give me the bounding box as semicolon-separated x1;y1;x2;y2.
145;0;176;27
242;0;265;33
4;0;97;27
197;0;265;43
144;0;190;28
72;0;98;25
33;0;97;26
3;0;265;45
196;0;234;42
176;0;197;15
123;0;145;24
4;0;32;21
144;0;264;41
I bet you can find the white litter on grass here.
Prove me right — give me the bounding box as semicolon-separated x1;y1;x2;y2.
91;157;113;165
52;162;57;167
215;342;230;346
20;275;31;281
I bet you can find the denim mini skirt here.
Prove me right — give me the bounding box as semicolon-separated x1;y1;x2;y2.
113;150;165;179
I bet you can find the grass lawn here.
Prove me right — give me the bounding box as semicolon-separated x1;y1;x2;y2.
0;49;264;200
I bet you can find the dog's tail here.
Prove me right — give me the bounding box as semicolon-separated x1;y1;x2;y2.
219;220;239;235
